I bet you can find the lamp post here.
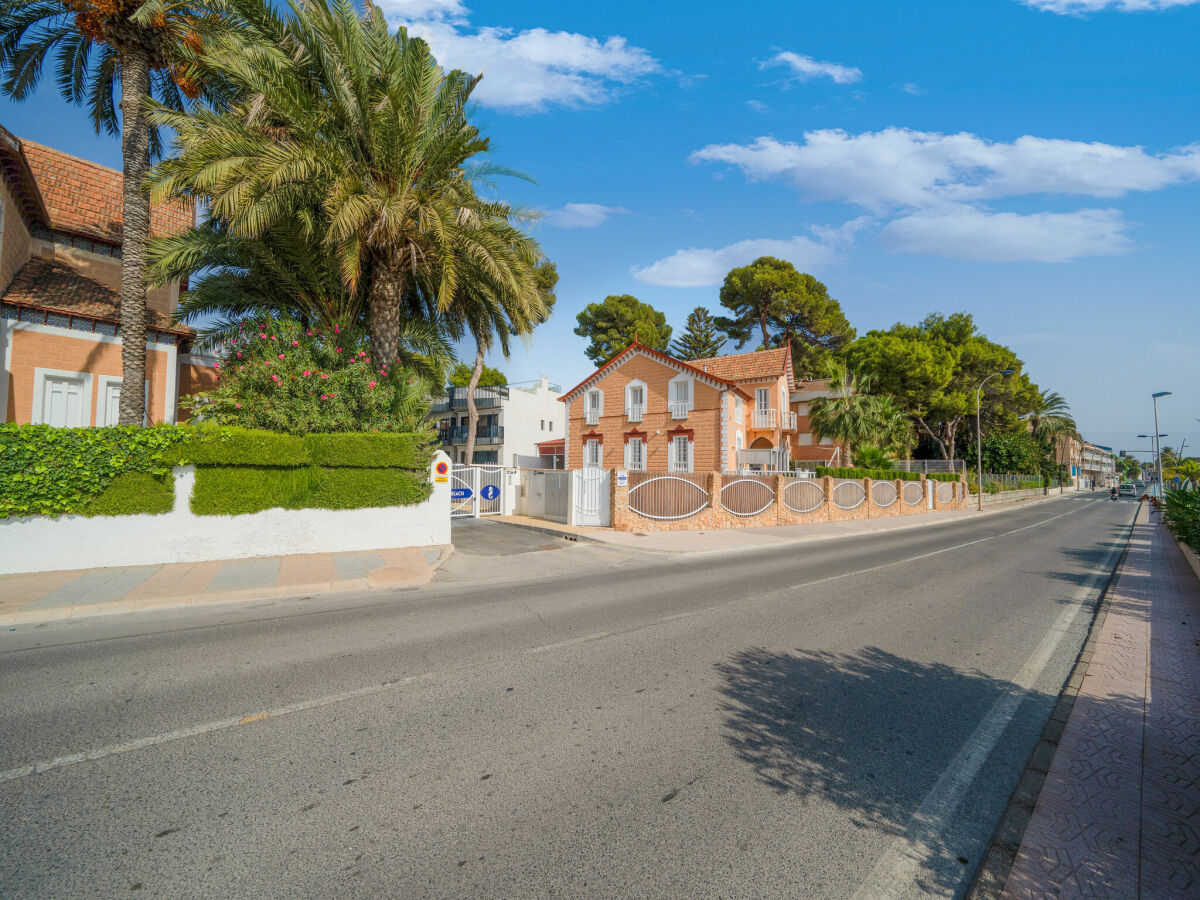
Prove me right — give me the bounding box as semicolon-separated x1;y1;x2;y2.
976;369;1014;511
1152;392;1171;498
1138;432;1168;497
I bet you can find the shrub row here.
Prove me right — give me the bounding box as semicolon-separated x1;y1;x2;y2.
1163;489;1200;554
814;466;961;483
191;467;431;516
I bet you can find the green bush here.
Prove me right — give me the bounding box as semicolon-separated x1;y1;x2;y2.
162;426;309;466
305;432;431;468
191;466;431;515
0;423;189;518
1163;489;1200;553
816;466;922;482
82;472;175;516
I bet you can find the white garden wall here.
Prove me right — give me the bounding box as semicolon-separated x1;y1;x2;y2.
0;451;451;575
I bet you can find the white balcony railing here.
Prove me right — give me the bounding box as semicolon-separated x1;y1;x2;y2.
585;409;600;426
752;408;777;429
782;411;797;431
625;405;645;423
669;402;691;420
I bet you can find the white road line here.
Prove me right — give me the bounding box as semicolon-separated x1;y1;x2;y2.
851;536;1121;900
0;673;432;784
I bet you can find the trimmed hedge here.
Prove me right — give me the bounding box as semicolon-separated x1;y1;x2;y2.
161;426;309;467
82;472;175;517
190;466;431;516
305;432;429;468
814;466;962;483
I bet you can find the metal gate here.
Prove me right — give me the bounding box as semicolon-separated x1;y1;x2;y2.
450;464;506;518
573;468;611;526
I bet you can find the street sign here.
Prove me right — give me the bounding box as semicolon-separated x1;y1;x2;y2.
435;460;449;483
480;484;500;501
616;470;628;487
451;487;473;500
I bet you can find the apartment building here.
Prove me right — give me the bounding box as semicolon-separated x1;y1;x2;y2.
0;126;215;426
433;375;564;465
560;341;840;472
1056;434;1117;488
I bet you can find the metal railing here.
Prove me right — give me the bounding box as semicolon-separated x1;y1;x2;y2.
890;459;966;475
584;409;601;425
720;476;776;516
439;425;504;445
436;385;509;410
669;402;691;420
625;405;644;423
627;472;709;520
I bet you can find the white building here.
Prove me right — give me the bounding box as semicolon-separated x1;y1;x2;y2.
434;376;564;466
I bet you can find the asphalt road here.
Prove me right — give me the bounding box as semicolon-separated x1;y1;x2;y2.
0;494;1137;898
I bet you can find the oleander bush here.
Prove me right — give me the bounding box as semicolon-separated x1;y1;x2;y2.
1163;489;1200;553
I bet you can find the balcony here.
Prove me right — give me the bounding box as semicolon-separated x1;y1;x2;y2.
585;409;601;426
439;425;505;446
625;405;645;423
782;411;797;431
441;385;509;410
752;408;777;429
669;402;691;420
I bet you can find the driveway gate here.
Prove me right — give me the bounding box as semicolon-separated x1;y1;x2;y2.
450;464;506;518
573;468;611;526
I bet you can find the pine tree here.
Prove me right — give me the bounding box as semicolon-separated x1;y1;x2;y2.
671;307;725;360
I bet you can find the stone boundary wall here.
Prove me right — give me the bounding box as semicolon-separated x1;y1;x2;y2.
0;452;452;575
612;472;968;532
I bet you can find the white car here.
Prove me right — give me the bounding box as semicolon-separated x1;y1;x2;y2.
1118;483;1137;498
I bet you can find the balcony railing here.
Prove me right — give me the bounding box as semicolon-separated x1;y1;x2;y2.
439;425;505;445
782;411;797;431
585;409;601;426
625;405;645;423
669;402;691;420
752;408;777;429
440;385;509;410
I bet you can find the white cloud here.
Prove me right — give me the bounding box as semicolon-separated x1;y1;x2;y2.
380;4;659;112
543;203;629;229
690;129;1200;212
746;99;769;113
879;205;1131;262
764;51;863;85
900;83;922;95
631;218;869;287
1021;0;1199;12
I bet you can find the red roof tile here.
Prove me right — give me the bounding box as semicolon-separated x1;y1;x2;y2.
21;140;194;243
560;342;753;402
690;346;791;383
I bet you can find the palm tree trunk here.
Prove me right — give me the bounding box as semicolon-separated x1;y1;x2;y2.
117;46;152;426
464;343;485;464
368;260;402;366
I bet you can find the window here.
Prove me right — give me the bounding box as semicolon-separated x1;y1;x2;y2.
669;435;692;473
585;389;603;424
584;439;603;468
734;395;744;425
736;432;744;450
96;376;150;426
669;375;692;419
540;419;545;431
549;421;553;431
795;401;810;416
755;387;769;412
33;368;93;428
625;438;645;471
625;380;646;422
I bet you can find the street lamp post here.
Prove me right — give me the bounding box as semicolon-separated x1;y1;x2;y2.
1152;392;1171;498
976;369;1014;511
1138;433;1167;497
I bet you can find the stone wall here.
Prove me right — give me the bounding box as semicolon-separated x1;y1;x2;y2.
612;472;968;532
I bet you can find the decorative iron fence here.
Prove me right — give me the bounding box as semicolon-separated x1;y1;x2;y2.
871;481;898;508
720;476;775;517
903;481;925;506
783;479;825;513
937;482;955;504
626;472;709;520
832;480;867;510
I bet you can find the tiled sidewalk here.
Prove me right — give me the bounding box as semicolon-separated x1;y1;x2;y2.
1000;505;1200;899
0;546;448;627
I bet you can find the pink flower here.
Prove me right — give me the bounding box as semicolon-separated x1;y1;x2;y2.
368;380;377;389
232;339;238;345
358;350;366;357
259;332;267;339
213;361;220;369
277;353;284;360
235;403;242;409
307;330;314;337
291;340;299;346
334;325;340;333
335;347;342;353
236;352;242;358
271;375;280;383
320;373;330;379
303;370;311;376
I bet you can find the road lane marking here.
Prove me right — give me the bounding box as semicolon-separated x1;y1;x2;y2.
0;673;432;784
851;534;1122;900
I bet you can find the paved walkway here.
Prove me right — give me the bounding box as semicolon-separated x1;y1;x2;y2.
0;546;448;627
1000;504;1200;898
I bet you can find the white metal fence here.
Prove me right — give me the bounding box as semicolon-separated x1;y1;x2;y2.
626;473;709;520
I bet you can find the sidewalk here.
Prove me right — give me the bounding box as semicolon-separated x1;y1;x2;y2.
498;489;1070;555
0;546;449;628
999;504;1200;898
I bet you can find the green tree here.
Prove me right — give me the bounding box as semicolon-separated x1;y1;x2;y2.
449;362;506;387
152;0;537;368
574;295;671;366
1167;459;1200;490
1;0;216;424
1024;390;1077;493
671;307;724;360
714;257;854;377
847;312;1034;460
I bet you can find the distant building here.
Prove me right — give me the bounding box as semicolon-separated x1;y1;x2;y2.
0;126;215;426
433;375;564;465
1056;435;1116;489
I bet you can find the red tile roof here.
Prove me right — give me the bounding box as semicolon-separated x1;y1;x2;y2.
2;256;191;333
560;341;753;402
21;140;194;243
690;346;792;383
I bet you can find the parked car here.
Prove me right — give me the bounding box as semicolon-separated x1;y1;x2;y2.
1118;483;1137;498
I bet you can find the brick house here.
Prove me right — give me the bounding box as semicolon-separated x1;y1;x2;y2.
0;126;215;427
560;342;842;472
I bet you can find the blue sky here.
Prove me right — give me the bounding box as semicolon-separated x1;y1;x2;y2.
3;0;1198;457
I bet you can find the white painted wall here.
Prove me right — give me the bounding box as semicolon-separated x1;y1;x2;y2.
501;376;564;466
0;452;452;575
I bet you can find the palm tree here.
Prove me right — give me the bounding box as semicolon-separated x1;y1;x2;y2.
808;362;878;464
151;0;533;367
868;395;915;461
1166;459;1200;491
0;0;217;424
1023;390;1077;493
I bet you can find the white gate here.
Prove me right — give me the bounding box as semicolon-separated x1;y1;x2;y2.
450;464;506;518
573;468;611;526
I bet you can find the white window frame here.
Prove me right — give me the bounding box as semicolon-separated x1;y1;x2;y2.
668;374;693;419
736;432;744;450
795;433;814;446
32;368;93;427
584;439;603;468
669;435;693;473
624;437;646;471
96;375;150;426
625;379;646;421
755;387;770;413
734;395;744;425
585;388;603;425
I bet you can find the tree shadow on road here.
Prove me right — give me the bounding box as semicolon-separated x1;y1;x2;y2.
715;646;1049;894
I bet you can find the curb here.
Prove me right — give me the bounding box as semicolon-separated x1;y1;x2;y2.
964;502;1143;899
485;518;605;545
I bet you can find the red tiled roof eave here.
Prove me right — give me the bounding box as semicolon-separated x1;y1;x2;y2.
560;341;753;402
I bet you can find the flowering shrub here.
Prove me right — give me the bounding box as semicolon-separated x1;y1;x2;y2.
181;318;433;434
